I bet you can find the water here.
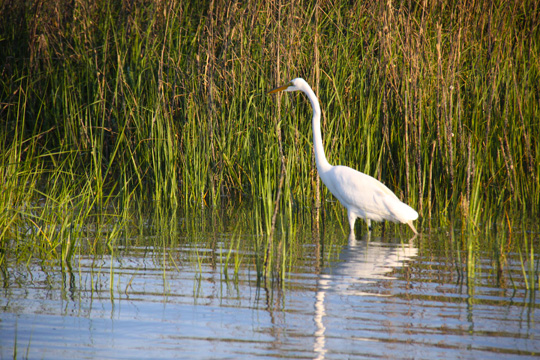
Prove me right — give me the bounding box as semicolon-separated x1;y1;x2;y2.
1;226;539;359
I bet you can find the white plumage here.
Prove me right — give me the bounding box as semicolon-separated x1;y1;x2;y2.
269;77;418;236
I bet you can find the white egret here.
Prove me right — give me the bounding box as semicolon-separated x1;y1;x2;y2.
269;78;418;236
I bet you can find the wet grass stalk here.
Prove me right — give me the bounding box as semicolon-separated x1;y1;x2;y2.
518;222;537;292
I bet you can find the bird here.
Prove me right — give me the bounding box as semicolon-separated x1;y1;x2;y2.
268;77;418;237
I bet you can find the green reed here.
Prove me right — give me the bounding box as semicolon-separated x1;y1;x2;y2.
1;0;539;271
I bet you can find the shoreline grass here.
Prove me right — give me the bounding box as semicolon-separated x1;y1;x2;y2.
1;1;539;265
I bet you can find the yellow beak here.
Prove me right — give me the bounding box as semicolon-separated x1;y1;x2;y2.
268;82;291;94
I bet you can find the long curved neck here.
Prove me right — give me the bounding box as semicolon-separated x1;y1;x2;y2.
302;85;331;172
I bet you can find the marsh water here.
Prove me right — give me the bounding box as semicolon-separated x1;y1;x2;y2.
1;210;539;359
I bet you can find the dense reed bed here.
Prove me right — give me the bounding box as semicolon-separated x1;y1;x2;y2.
1;0;539;269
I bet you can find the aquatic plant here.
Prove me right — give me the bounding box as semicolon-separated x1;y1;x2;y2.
0;1;538;269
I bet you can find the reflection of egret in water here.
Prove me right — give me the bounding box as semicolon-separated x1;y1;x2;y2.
314;234;418;360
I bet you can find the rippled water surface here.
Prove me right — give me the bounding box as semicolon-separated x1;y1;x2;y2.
1;226;539;359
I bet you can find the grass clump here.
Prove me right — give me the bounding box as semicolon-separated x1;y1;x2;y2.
0;0;539;264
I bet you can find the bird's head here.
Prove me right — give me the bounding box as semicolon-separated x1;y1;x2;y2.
268;78;306;94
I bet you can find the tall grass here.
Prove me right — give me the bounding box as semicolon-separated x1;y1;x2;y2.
1;0;539;265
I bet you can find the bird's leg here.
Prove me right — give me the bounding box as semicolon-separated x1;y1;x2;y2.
348;232;356;245
347;210;357;237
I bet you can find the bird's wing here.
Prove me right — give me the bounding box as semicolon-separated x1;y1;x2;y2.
327;166;396;201
323;166;416;222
